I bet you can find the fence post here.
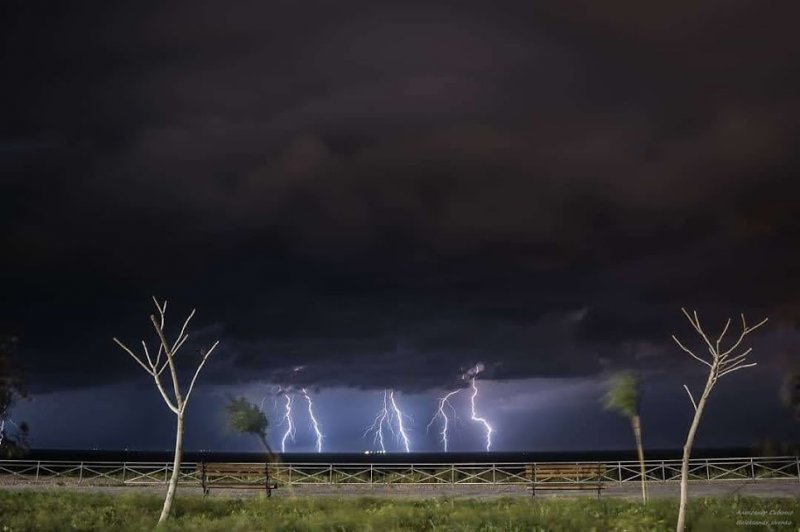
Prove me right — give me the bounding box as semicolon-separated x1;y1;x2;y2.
370;464;373;484
329;464;333;484
35;461;40;482
121;462;127;484
661;460;666;482
751;458;755;480
706;459;710;480
796;458;799;483
78;462;84;484
451;464;455;485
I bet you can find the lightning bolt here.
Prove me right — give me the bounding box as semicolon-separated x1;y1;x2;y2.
389;390;412;453
280;394;296;453
261;384;284;425
427;390;460;452
364;389;413;453
0;418;22;449
301;388;324;453
364;389;390;452
469;367;493;452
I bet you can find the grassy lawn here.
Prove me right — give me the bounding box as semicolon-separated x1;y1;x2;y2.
0;491;799;531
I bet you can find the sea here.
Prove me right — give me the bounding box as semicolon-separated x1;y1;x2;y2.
20;448;759;463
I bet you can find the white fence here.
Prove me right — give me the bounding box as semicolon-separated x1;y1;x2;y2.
0;456;798;486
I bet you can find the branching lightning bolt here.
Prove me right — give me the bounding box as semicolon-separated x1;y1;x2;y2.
364;389;412;453
364;389;390;452
302;388;324;453
427;390;460;452
389;390;411;453
469;366;493;452
280;394;296;453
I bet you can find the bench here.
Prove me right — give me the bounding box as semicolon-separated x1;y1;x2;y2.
198;463;279;496
525;464;606;497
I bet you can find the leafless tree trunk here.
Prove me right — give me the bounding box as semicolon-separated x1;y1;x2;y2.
162;411;185;522
672;308;767;532
114;297;218;526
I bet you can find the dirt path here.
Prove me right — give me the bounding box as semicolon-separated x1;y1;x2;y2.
1;479;798;499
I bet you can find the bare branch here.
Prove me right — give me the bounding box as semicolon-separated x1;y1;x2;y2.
152;296;165;312
683;384;698;412
682;308;701;335
681;308;717;360
719;349;752;368
154;343;164;369
155;334;190;377
694;313;719;359
150;297;175;366
720;335;746;359
716;318;731;352
155;359;170;378
672;335;712;367
182;341;219;409
152;373;180;414
171;309;196;354
150;314;171;356
173;333;189;354
152;298;167;368
746;316;769;333
153;308;195;373
718;362;757;378
720;315;748;357
720;315;768;358
166;357;182;407
113;338;154;375
150;314;183;405
141;341;155;369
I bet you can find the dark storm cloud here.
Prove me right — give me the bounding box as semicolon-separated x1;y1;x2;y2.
2;0;799;393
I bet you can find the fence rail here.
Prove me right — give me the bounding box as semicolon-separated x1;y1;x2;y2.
0;457;798;487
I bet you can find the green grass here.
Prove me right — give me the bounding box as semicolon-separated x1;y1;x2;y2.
0;491;799;531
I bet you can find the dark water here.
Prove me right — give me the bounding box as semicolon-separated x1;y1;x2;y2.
23;447;759;463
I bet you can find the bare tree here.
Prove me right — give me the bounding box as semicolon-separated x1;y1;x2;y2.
672;308;767;532
113;298;218;525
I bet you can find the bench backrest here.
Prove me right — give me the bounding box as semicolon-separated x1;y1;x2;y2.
525;464;606;479
199;463;271;475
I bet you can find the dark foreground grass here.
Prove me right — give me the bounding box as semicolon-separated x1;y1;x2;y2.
1;491;799;531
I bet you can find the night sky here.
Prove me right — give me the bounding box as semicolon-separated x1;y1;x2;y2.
2;1;799;453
